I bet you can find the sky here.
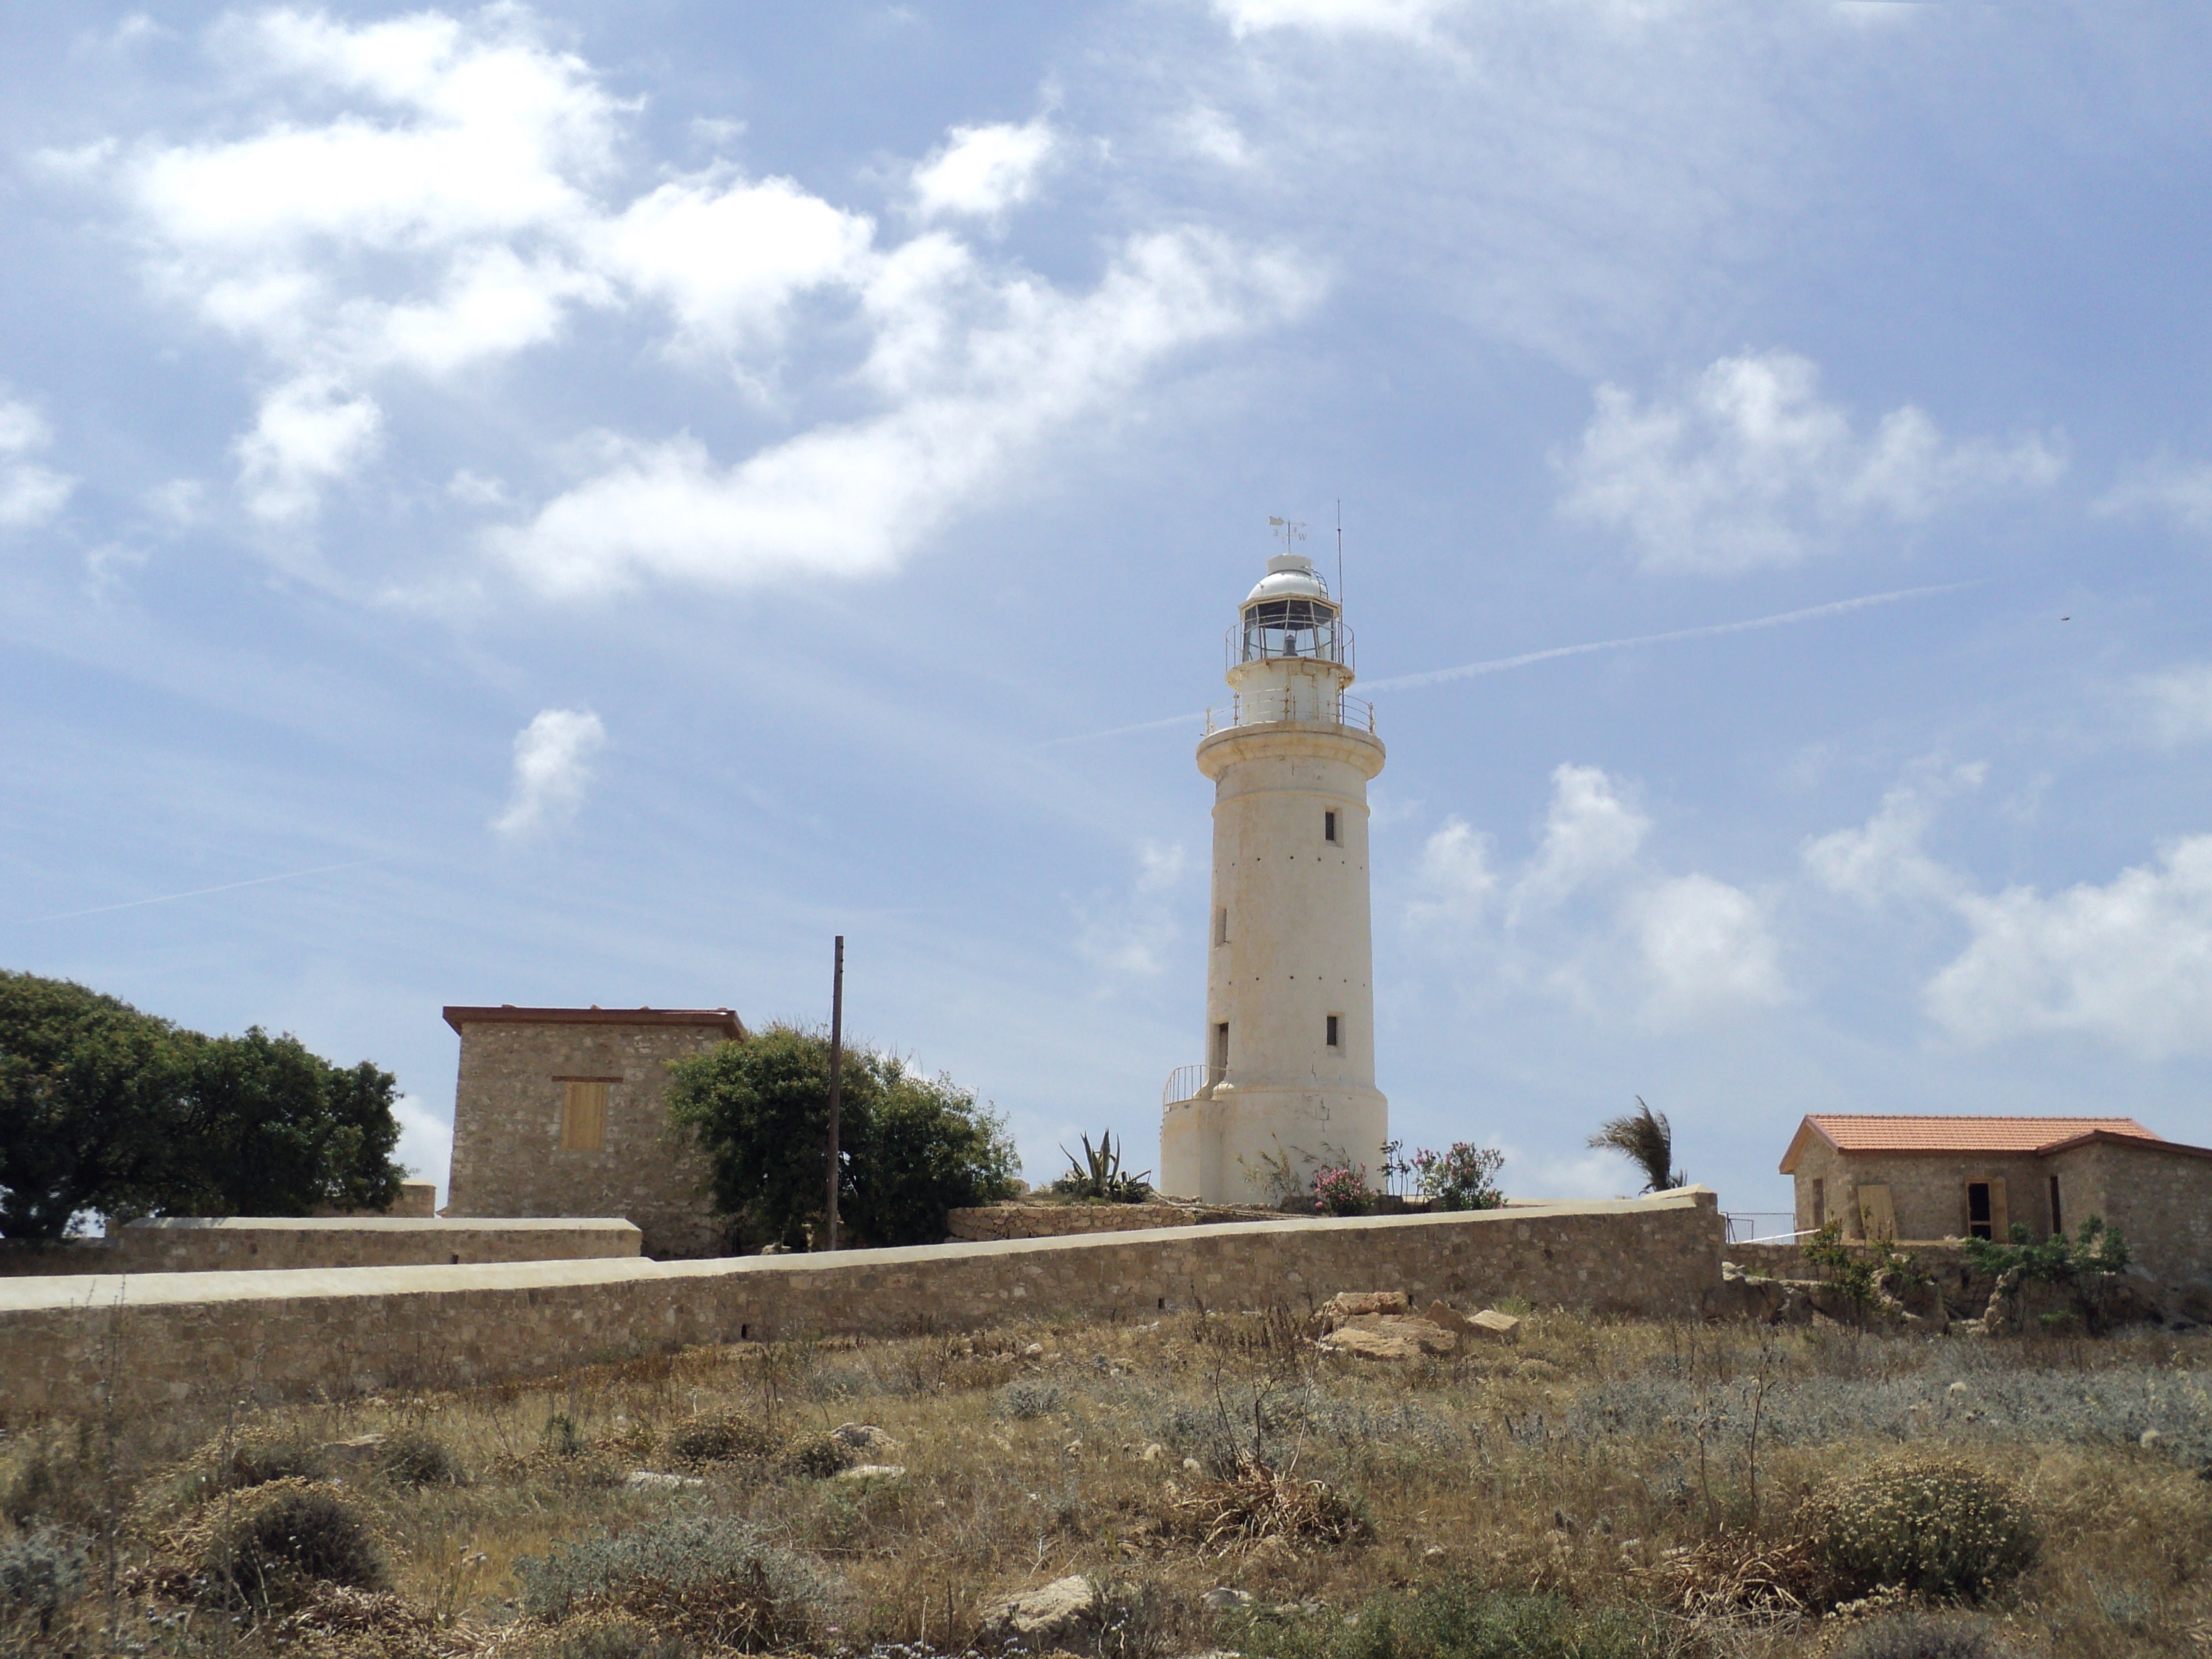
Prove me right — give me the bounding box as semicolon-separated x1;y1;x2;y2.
5;1;2212;1224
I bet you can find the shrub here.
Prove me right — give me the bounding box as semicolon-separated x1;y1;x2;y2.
1830;1610;2012;1659
375;1428;462;1487
1962;1216;2131;1284
1802;1457;2037;1602
1222;1580;1664;1659
667;1024;1017;1250
203;1482;387;1608
224;1432;330;1490
785;1431;854;1480
667;1410;779;1466
1311;1166;1375;1217
1166;1459;1368;1551
1412;1144;1504;1211
0;1526;88;1637
995;1378;1062;1420
3;1437;99;1528
1052;1130;1155;1202
515;1515;832;1651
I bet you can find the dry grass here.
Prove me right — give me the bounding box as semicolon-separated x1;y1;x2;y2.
2;1310;2210;1656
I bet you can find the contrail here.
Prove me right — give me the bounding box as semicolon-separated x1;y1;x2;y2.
24;856;397;924
1363;581;1977;692
1046;581;1976;745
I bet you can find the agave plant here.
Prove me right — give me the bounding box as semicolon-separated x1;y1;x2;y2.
1053;1130;1154;1203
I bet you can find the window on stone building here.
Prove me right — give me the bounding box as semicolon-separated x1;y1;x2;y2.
1213;1022;1230;1073
1324;810;1340;844
559;1079;611;1151
1811;1177;1825;1229
1326;1013;1341;1049
2049;1174;2063;1235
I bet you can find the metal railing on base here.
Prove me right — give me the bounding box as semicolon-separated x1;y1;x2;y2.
1162;1063;1221;1108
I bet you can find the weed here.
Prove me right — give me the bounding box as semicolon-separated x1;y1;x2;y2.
0;1525;89;1637
375;1428;464;1487
515;1514;833;1651
1223;1580;1666;1659
666;1409;779;1465
1803;1456;2038;1603
788;1430;856;1479
1828;1610;2013;1659
995;1378;1062;1420
1166;1458;1367;1553
201;1480;389;1608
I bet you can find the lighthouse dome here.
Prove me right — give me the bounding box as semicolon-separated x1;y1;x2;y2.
1245;553;1330;603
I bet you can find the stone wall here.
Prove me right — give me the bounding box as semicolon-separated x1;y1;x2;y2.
106;1218;642;1273
1791;1143;2058;1242
444;1011;738;1259
0;1191;1722;1421
2051;1138;2212;1285
944;1201;1280;1240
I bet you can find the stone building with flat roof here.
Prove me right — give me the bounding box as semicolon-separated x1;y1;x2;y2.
442;1005;744;1259
1782;1113;2212;1284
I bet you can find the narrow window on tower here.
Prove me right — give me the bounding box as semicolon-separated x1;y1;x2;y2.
1326;1013;1342;1049
1213;1022;1230;1073
1214;906;1229;946
1324;809;1339;844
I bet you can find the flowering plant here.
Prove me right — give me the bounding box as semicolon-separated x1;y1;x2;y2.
1310;1164;1375;1216
1413;1143;1505;1211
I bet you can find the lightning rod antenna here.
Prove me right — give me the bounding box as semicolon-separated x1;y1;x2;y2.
1335;498;1344;605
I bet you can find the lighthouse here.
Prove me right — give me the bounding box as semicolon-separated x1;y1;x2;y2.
1160;541;1388;1204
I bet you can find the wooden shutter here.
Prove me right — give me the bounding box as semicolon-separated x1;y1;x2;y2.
1857;1184;1896;1243
1987;1177;2008;1242
561;1081;608;1151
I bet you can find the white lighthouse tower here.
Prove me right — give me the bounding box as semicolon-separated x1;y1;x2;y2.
1160;539;1388;1204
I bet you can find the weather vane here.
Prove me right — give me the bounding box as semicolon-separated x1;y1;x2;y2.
1268;515;1307;557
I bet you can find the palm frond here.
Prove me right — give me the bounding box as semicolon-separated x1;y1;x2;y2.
1587;1096;1683;1193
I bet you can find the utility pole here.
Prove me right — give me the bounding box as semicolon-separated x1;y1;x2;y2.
824;935;844;1252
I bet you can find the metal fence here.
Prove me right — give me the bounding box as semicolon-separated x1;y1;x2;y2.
1723;1212;1806;1244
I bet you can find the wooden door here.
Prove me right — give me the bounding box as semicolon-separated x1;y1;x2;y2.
1857;1184;1896;1242
1987;1177;2008;1242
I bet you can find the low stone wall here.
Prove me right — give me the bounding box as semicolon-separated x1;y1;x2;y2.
0;1191;1721;1421
945;1201;1278;1240
106;1218;642;1274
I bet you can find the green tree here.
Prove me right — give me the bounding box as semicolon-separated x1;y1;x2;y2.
0;970;406;1238
667;1023;1018;1250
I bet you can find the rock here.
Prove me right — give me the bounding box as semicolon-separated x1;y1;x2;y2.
2142;1429;2164;1450
977;1574;1102;1646
1023;1341;1046;1357
1317;1291;1408;1321
625;1470;704;1491
1421;1301;1472;1333
321;1432;388;1467
833;1423;902;1454
1201;1587;1253;1612
1319;1315;1458;1360
836;1463;906;1482
1467;1309;1521;1339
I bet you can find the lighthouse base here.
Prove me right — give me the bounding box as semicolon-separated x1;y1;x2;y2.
1160;1086;1388;1207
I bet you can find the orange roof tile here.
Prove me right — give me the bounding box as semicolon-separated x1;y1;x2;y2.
1780;1114;2158;1172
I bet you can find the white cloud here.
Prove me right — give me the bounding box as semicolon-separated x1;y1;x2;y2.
2140;664;2212;744
493;707;606;837
1175;106;1255;168
1556;350;2064;573
1410;817;1497;925
391;1094;453;1206
1077;840;1187;979
1803;764;1982;904
1629;873;1785;1026
2097;455;2212;537
1214;0;1458;38
1928;837;2212;1059
490;230;1313;596
0;397;77;531
66;11;1306;579
1511;762;1648;917
912;120;1057;220
236;375;382;523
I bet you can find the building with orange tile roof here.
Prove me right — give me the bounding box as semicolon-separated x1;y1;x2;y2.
1780;1112;2212;1284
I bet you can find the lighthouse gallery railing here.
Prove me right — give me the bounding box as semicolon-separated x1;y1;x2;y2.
1203;692;1376;736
